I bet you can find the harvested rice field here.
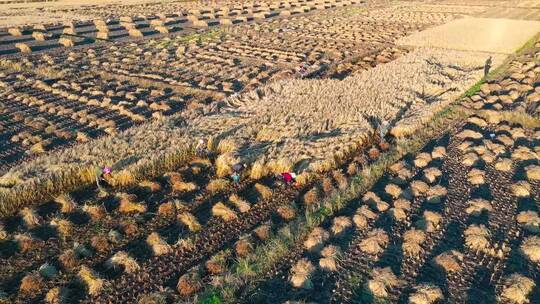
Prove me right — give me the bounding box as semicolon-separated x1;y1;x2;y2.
397;17;540;54
0;0;539;303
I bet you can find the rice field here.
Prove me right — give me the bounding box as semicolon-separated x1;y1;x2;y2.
397;17;540;54
0;0;539;303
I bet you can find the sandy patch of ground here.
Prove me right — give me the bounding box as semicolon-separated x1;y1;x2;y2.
398;17;540;54
427;0;540;8
478;7;540;20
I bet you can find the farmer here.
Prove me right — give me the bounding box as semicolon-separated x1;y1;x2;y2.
357;153;369;170
484;56;492;78
379;120;390;141
196;139;207;157
281;172;297;187
231;163;245;185
96;166;112;190
231;171;240;184
299;64;308;78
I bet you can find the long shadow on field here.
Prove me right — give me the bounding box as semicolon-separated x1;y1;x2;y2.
375;239;405;276
503;239;536;277
298;128;343;141
398;220;465;303
466;266;496;304
113;155;142;170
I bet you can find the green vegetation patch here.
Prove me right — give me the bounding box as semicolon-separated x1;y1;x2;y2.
198;292;223;304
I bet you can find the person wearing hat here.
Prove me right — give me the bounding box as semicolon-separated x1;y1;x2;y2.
299;64;308;79
96;166;112;189
196;138;207;157
231;171;241;185
231;163;246;185
484;56;492;78
379;120;390;141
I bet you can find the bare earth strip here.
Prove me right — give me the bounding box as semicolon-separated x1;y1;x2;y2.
398;17;540;54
